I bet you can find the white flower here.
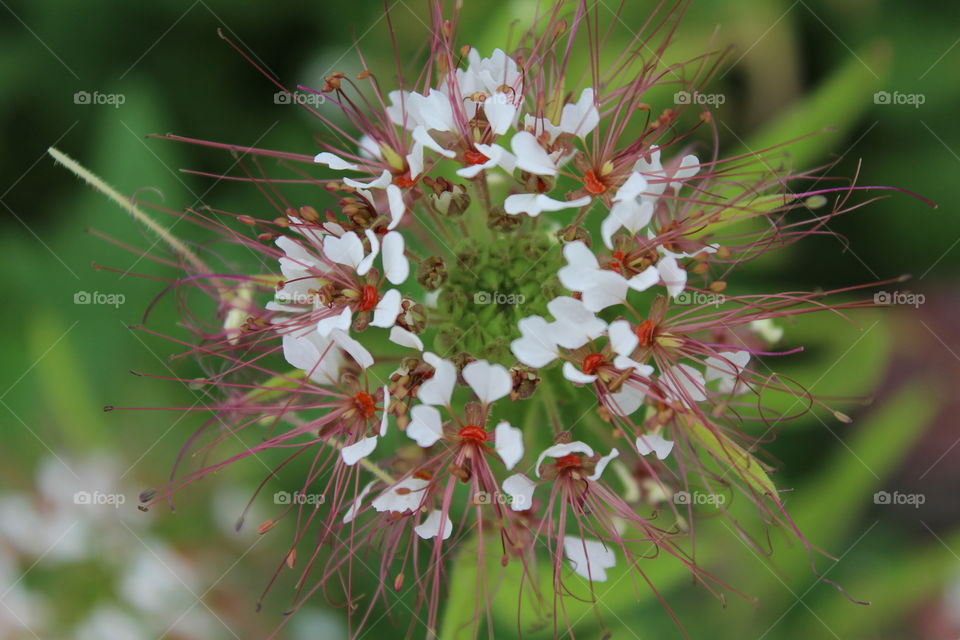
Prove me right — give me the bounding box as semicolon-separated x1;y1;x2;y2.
372;477;429;513
462;360;512;404
635;433;674;460
600;173;655;249
415;510;453;540
456;143;516;179
557;241;659;311
559;88;600;138
534;442;616;481
704;350;751;394
563;536;616;582
547;296;608;349
510;316;562;368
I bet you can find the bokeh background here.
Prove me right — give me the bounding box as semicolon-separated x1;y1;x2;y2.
1;0;958;638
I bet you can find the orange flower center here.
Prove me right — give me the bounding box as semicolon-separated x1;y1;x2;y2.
358;284;380;312
607;250;627;274
555;454;583;471
464;149;490;166
353;392;376;419
634;319;655;346
583;169;607;195
458;425;488;443
581;353;606;376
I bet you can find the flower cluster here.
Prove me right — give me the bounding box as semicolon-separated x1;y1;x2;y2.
103;1;917;637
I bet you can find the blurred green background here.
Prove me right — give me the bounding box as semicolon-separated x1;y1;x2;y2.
1;0;959;638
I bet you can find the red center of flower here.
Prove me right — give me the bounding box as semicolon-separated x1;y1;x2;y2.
634;319;655;346
458;425;488;443
464;149;489;165
353;392;376;419
583;169;607;195
358;285;380;312
393;172;415;188
607;250;627;274
581;353;606;375
555;454;583;471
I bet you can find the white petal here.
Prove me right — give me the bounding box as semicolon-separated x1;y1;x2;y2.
607;320;638;357
382;231;409;285
358;135;382;159
627;265;660;292
502;473;535;511
548;297;608;348
314;152;359;171
563;536;616;582
670;154;700;190
372;477;428;513
412;125;455;158
341;437;378;466
635;433;675;460
704;350;751;393
663;364;707;404
389;326;424;351
317;307;352;338
380;386;391;436
535;442;595;478
560;88;600;137
344;169;392;190
607;384;647;416
505;193;590;217
511;131;557;176
494;421;524;470
323;231;365;270
330;328;374;369
510;316;560;368
386;184;405;230
418;353;457;406
406;142;425;181
417;89;456;132
613;172;649;202
588;448;619;481
370;288;402;329
613;356;653;375
476;143;516;173
408;404;444;447
563;362;598;384
658;256;687;297
282;332;342;383
485;95;517;135
415;510;453;540
462;360;512;404
356;229;381;276
343;481;375;523
580;271;630;312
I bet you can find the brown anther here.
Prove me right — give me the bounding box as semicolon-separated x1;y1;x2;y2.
709;281;727;293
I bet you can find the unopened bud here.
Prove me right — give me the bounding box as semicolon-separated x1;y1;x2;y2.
416;256;448;291
557;225;591;245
